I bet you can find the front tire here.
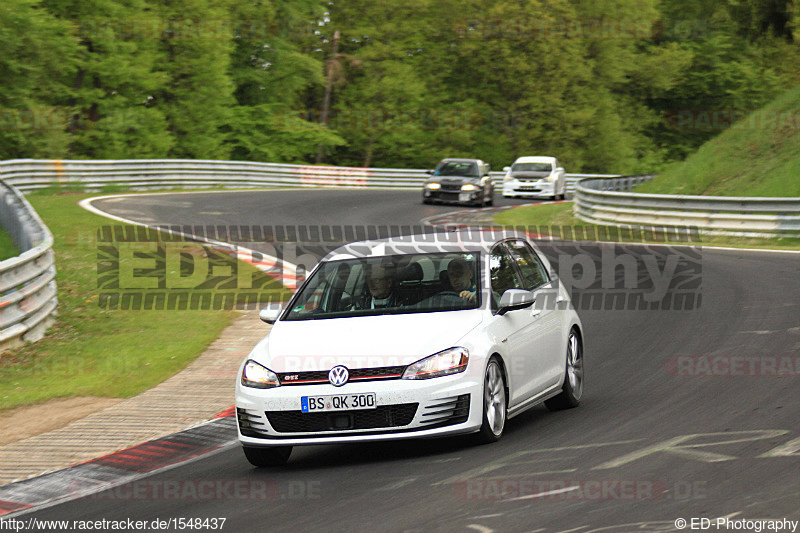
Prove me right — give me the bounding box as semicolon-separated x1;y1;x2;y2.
545;329;583;410
476;357;507;443
242;445;292;467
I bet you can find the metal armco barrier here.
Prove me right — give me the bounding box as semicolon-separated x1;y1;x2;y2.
0;179;57;353
1;158;794;351
0;159;616;352
574;176;800;237
0;159;608;192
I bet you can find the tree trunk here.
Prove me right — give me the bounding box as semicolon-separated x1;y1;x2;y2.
315;30;340;164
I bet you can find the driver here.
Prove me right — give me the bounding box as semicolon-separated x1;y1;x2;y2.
447;257;476;303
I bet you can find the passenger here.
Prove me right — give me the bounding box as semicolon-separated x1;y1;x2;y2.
365;263;398;309
447;258;476;303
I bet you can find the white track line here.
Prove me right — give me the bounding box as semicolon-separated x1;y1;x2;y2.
79;194;301;289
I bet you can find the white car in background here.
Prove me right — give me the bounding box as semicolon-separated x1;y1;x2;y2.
502;156;566;200
235;230;584;467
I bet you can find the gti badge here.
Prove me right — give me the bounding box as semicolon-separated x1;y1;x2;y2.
328;366;349;387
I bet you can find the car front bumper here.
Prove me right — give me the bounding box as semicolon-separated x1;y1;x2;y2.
236;373;484;446
423;188;484;205
502;180;556;198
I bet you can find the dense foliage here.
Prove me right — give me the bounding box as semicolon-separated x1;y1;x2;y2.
0;0;797;172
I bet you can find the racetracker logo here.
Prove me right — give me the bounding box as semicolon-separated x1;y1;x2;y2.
453;479;706;501
66;479;320;501
665;355;800;377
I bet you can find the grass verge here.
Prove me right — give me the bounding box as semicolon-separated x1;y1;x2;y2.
0;190;291;411
494;201;800;250
0;227;18;261
636;85;800;197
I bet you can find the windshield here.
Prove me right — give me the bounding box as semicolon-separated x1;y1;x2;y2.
283;252;481;321
511;162;552;172
435;162;480;177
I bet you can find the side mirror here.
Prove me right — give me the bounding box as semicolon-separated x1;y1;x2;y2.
259;304;283;324
503;166;511;172
425;169;434;175
497;289;535;316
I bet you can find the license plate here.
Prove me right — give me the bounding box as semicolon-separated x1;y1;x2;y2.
301;393;377;413
459;192;471;202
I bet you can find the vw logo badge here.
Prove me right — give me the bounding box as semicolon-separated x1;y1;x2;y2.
328;365;349;387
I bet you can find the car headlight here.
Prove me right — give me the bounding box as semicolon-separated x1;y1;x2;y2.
241;359;280;388
461;184;479;192
402;347;469;379
545;174;556;181
425;182;441;190
503;174;512;183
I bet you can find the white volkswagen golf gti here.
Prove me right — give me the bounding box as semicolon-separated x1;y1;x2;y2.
235;230;584;466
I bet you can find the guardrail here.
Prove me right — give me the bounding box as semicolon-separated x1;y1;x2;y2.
3;158;792;353
0;159;616;352
574;176;800;237
0;159;612;193
0;180;57;353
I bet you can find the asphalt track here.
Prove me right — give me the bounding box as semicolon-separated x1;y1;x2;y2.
27;190;800;532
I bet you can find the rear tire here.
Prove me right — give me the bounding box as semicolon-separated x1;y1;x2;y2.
242;445;292;467
545;329;583;411
476;357;507;443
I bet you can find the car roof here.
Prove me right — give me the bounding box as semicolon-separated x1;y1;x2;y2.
438;158;484;165
512;156;556;164
323;229;533;261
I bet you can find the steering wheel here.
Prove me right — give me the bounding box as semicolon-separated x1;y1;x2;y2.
438;291;461;297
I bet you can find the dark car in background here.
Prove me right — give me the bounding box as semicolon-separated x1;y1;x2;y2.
422;158;494;207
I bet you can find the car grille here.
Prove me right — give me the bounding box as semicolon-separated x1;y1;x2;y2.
265;403;418;433
277;365;406;386
419;394;470;427
516;186;541;192
440;184;462;192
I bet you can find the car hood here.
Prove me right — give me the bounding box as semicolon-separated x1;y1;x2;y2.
510;171;551;179
251;310;484;372
433;176;480;183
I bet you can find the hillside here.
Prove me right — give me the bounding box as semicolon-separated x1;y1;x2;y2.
636;85;800;197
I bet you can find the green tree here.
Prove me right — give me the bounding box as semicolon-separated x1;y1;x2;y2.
0;0;78;158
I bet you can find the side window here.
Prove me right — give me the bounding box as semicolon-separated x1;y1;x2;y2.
489;245;523;308
506;240;549;291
